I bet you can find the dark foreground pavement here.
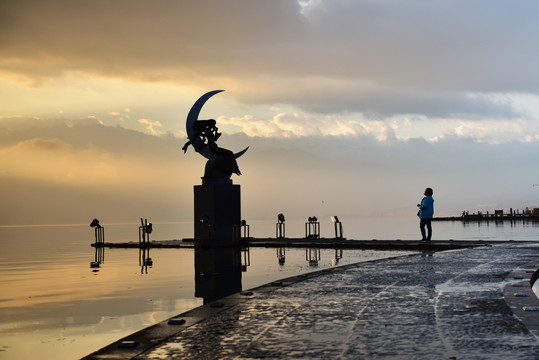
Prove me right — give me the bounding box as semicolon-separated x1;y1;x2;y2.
86;243;539;360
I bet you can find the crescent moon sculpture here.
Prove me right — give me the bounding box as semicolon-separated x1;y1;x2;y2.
183;90;249;181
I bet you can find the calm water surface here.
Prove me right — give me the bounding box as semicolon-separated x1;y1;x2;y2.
0;216;538;359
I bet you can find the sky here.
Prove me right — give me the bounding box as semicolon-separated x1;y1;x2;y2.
2;0;539;236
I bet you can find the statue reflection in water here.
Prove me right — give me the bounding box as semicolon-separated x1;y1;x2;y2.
194;246;249;304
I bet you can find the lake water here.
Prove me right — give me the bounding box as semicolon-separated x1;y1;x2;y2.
1;215;538;359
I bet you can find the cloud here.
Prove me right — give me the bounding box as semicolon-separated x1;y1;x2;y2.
0;117;200;190
2;0;539;119
218;112;397;141
1;137;161;189
452;119;529;144
218;113;320;138
0;0;304;81
237;81;519;118
1;117;539;228
0;119;205;224
237;132;539;223
217;104;539;144
138;118;164;136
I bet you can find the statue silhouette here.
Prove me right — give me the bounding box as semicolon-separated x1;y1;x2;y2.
184;91;247;181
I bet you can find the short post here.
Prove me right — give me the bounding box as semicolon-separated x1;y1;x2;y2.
331;216;343;239
90;218;105;244
95;226;105;244
233;219;250;243
305;216;320;239
241;219;250;238
276;213;286;238
90;218;105;268
139;218;153;245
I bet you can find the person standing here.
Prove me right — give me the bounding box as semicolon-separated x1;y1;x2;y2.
417;188;434;241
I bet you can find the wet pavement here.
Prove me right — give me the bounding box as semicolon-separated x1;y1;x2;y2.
86;243;539;360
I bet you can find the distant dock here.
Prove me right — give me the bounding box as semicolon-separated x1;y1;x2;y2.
433;205;539;222
434;214;539;222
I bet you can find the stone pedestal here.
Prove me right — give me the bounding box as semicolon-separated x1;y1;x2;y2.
194;179;241;244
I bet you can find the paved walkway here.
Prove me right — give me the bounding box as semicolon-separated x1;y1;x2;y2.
88;243;539;359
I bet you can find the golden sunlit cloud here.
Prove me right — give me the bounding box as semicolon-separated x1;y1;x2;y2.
218;112;398;141
138;119;165;136
0;138;192;194
0;74;198;118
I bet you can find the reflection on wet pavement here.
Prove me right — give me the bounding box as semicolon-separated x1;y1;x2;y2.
137;244;539;360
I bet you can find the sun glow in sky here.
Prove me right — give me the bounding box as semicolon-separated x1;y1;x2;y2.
2;0;539;229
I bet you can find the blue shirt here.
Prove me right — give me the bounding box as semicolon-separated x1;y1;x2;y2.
419;196;434;219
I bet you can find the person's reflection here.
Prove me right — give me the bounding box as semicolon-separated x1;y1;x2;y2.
194;246;243;304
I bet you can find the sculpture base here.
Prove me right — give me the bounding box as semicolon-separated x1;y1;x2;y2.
194;180;241;244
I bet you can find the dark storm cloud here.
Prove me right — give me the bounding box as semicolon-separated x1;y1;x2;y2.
2;0;538;117
301;1;539;91
243;84;517;118
0;0;304;79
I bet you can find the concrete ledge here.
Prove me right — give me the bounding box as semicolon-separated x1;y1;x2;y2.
503;260;539;339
